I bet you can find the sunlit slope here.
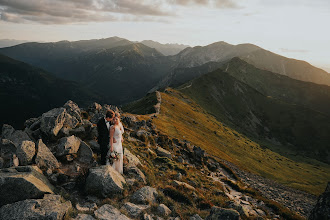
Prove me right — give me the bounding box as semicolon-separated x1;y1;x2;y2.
144;89;330;195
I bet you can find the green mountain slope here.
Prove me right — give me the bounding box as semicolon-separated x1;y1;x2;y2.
178;69;330;164
0;54;101;128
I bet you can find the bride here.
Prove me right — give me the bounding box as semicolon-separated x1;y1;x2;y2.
106;116;124;174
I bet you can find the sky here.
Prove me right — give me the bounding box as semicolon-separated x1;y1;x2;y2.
0;0;329;72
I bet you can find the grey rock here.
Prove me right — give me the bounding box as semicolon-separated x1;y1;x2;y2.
121;202;150;218
63;113;79;129
85;165;126;197
0;139;16;157
156;146;172;159
0;166;54;206
56;135;81;157
190;214;203;220
309;182;330;220
73;214;95;220
88;140;100;152
7;130;32;147
206;206;240;220
70;126;86;137
122;115;137;128
16;141;35;165
0;194;71;220
88;102;102;114
35;139;59;170
76;202;97;212
124;148;141;167
227;200;249;216
130;186;159;205
125;165;146;184
77;141;93;164
94;204;131;220
90;113;104;124
24;117;40;129
0;157;3;168
1;124;15;139
142;213;153;220
172;180;196;191
157;204;172;216
40;108;67;136
64;100;82;124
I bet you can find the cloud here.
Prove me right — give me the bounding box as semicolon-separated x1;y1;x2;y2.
0;0;240;24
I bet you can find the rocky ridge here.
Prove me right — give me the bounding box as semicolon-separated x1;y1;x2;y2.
0;99;322;219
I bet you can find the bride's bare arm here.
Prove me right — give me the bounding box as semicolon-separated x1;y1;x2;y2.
110;126;115;152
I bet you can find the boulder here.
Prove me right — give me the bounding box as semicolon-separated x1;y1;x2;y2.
63;113;79;129
74;214;95;220
16;141;36;165
227;200;249;216
64;100;82;124
88;140;100;152
94;204;131;220
90;113;104;124
130;186;159;205
121;202;150;218
88;102;102;114
124;149;141;167
56;135;81;157
70;126;86;138
35;139;59;170
6;130;32;147
0;157;3;168
0;194;71;220
172;180;196;191
76;202;97;212
125;165;146;184
134;130;150;141
156;146;172;159
205;206;240;220
309;182;330;220
24;117;40;129
0;139;16;157
0;166;54;206
122;115;137;128
1;124;15;139
157;204;172;216
85;165;126;197
40;108;67;136
77;141;93;164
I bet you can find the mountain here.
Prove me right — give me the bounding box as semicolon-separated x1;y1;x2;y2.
170;41;330;86
177;69;330;164
0;54;101;128
141;40;189;56
0;39;29;48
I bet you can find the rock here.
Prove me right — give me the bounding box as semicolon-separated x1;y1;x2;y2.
0;157;3;168
64;100;82;124
175;173;183;180
125;165;146;184
90;113;104;124
309;182;330;220
156;146;172;159
227;200;249;216
16;141;35;165
94;204;131;220
88;102;102;114
134;130;150;141
142;213;153;220
70;126;86;137
77;141;93;164
130;186;159;205
124;149;141;167
63;113;79;129
76;202;97;212
1;124;15;139
56;135;81;157
0;139;16;157
190;214;203;220
6;130;32;147
40;107;67;136
121;202;150;218
88;140;100;152
193;146;206;162
24;117;40;129
73;214;95;220
172;180;196;191
0;194;72;220
205;206;240;220
157;204;172;216
35;139;60;170
0;166;54;206
85;165;126;197
122;115;137;128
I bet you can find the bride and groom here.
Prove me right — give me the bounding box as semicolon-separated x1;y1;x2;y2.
97;110;124;174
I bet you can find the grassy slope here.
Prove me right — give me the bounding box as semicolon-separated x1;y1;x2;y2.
139;88;330;195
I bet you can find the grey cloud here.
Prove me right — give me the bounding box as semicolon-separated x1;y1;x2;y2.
0;0;240;24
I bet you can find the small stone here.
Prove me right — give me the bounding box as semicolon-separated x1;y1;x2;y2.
94;204;130;220
121;202;150;218
190;214;203;220
157;204;172;216
206;206;240;220
156;146;172;159
73;214;95;220
130;186;159;205
172;180;196;191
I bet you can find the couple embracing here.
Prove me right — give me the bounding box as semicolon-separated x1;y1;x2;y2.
97;110;124;174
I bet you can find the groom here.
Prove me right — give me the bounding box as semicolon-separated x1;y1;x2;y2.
97;110;115;165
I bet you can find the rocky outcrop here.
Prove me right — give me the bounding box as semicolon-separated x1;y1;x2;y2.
16;141;35;165
205;206;240;220
0;166;54;206
0;194;72;220
95;204;131;220
56;135;81;157
130;186;159;205
309;182;330;220
35;139;59;170
85;165;126;197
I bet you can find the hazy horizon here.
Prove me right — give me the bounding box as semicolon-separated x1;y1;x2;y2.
1;0;329;71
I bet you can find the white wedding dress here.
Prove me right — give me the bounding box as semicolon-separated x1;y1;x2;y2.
106;124;124;174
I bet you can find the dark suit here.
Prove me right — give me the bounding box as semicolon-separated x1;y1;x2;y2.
97;118;111;165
